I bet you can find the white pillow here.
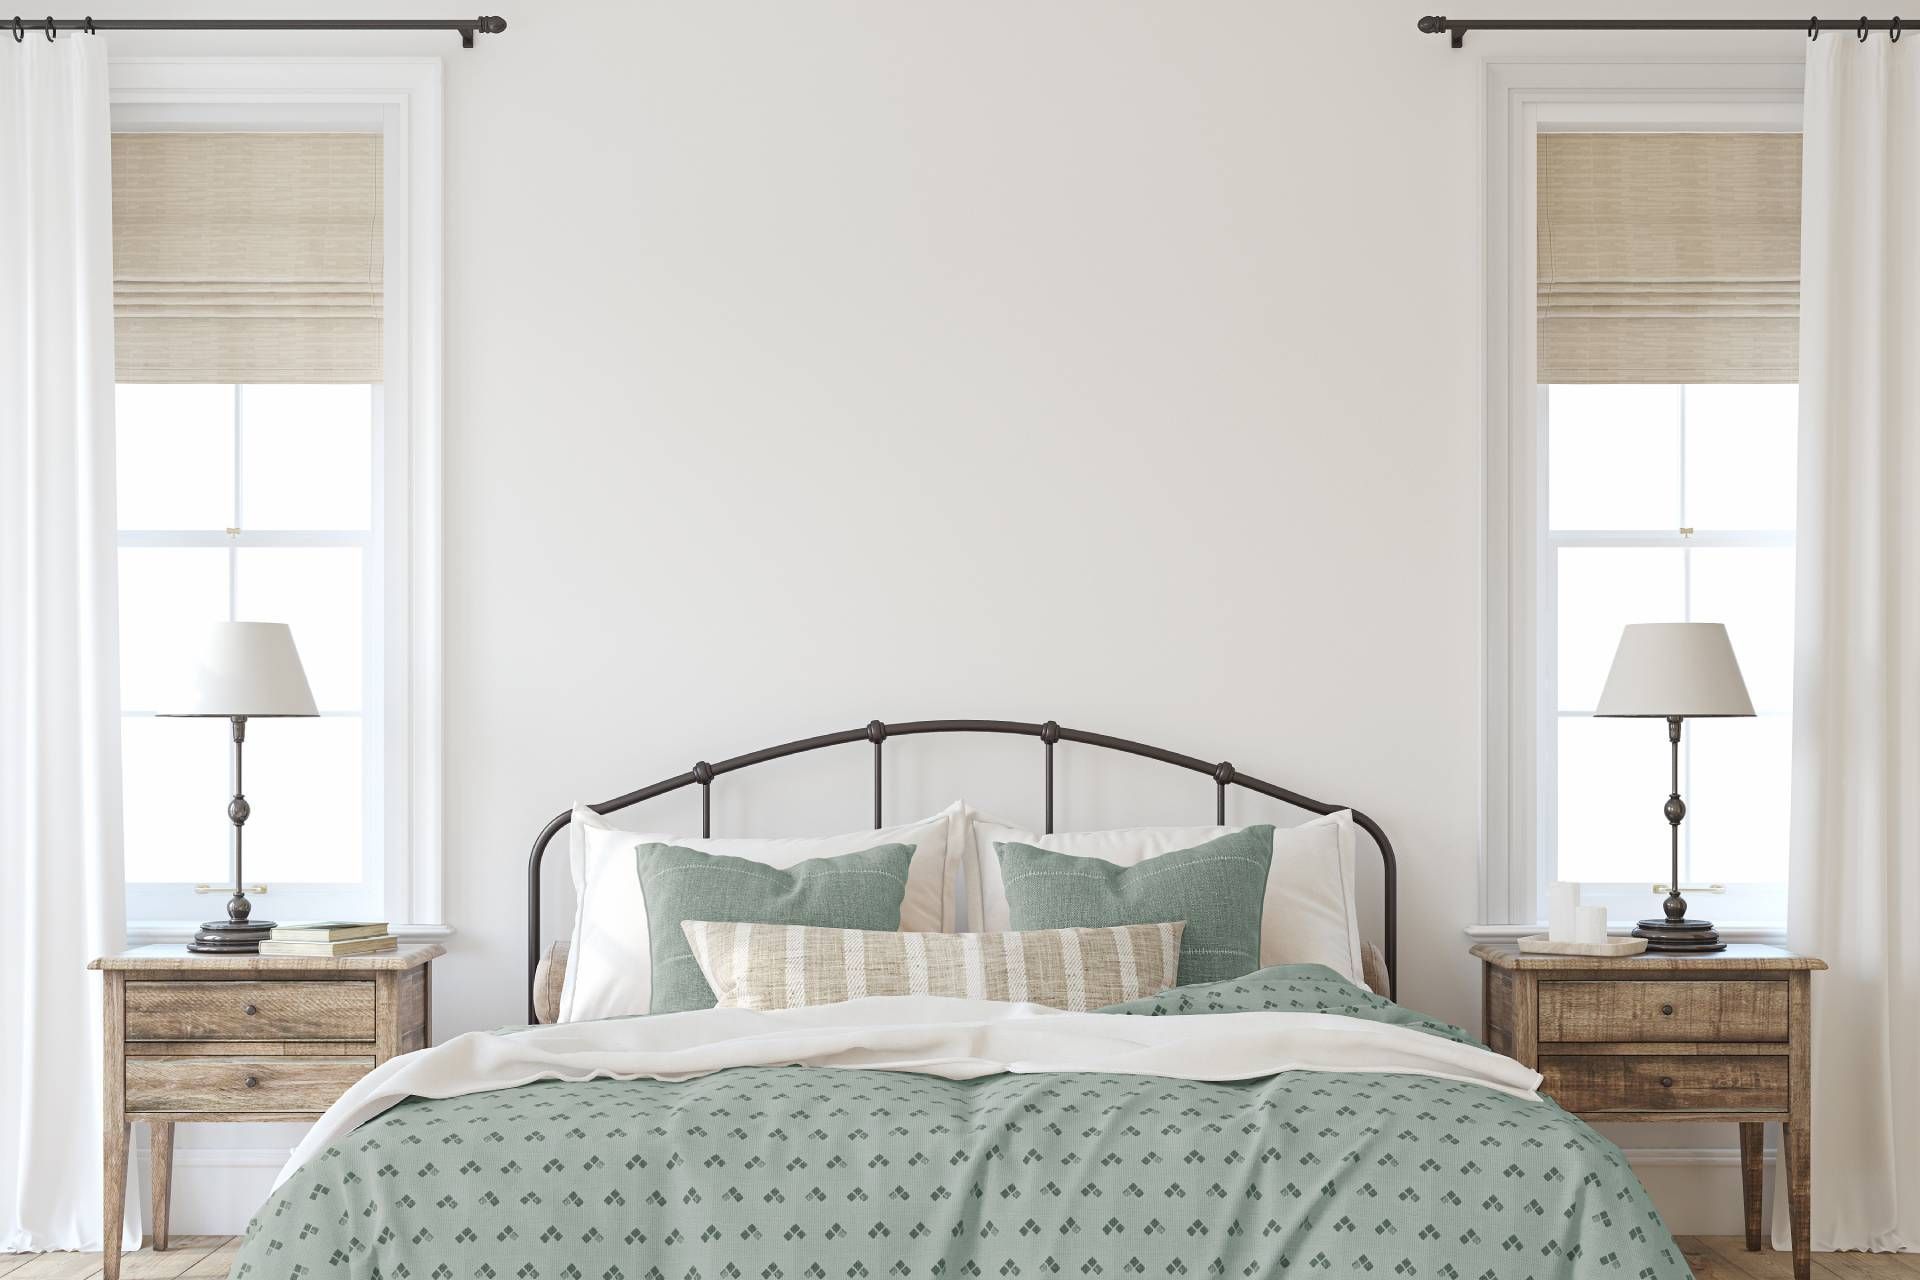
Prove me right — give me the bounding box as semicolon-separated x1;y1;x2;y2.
558;800;966;1022
966;810;1364;986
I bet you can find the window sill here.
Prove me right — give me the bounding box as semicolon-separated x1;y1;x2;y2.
127;920;455;945
1465;922;1787;945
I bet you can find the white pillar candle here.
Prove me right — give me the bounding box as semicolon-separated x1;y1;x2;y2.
1575;904;1609;945
1548;882;1581;942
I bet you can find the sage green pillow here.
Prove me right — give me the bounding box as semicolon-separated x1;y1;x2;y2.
994;825;1274;986
636;841;917;1013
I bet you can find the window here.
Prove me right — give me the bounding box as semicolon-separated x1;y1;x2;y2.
1542;383;1795;925
1479;65;1804;935
117;384;383;921
108;61;444;933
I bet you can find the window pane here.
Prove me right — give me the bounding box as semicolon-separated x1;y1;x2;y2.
1557;716;1673;884
118;547;229;711
1547;385;1682;531
1557;547;1685;711
115;385;234;530
238;385;373;530
234;547;362;711
1690;546;1795;714
1686;715;1790;886
1684;384;1797;531
122;715;231;885
241;715;362;884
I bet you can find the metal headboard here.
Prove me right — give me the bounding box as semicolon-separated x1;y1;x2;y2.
526;718;1399;1020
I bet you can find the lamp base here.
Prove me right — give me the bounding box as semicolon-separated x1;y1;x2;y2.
188;918;278;954
1632;917;1726;953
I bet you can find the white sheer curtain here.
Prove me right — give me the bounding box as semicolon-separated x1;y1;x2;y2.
0;34;133;1251
1776;32;1920;1254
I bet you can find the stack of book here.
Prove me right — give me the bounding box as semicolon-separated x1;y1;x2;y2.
258;922;397;957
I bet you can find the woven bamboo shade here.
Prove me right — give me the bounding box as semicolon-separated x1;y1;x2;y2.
1538;132;1800;384
112;132;382;383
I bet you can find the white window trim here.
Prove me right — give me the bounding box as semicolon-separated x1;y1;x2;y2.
1478;58;1801;940
111;58;446;940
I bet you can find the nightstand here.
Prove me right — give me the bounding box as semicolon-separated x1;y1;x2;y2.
89;943;444;1280
1472;942;1825;1280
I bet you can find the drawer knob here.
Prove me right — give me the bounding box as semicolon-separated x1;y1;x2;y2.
1660;1003;1674;1016
1658;1076;1674;1089
243;1075;260;1089
243;1003;259;1016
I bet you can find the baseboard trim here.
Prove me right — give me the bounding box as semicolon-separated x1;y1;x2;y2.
1623;1146;1773;1167
135;1144;289;1169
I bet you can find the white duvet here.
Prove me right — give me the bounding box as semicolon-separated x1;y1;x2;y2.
277;995;1542;1189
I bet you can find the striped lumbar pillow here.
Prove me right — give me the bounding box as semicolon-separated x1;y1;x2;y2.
679;921;1185;1013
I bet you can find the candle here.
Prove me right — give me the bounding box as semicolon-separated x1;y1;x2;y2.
1575;904;1609;945
1549;882;1581;942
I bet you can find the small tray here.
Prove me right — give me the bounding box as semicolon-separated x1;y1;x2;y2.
1517;934;1648;957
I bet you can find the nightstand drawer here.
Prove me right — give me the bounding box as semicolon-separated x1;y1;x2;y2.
126;1056;375;1114
1538;980;1787;1043
126;980;376;1041
1540;1054;1788;1114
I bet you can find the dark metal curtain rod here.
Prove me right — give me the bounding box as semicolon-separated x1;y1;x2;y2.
1421;14;1908;48
6;15;506;48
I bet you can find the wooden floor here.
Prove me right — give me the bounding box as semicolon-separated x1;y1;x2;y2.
0;1238;240;1280
0;1238;1914;1280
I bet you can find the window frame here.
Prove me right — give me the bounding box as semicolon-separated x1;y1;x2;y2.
1478;59;1802;938
110;58;445;939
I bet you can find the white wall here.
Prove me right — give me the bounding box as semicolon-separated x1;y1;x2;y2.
103;0;1821;1236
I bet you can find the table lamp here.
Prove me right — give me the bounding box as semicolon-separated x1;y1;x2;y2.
161;621;318;953
1594;622;1755;953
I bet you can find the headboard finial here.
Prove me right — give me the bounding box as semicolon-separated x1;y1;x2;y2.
866;719;888;743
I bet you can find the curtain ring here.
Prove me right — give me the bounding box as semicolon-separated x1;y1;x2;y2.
43;15;54;39
1893;16;1903;39
1809;15;1821;39
83;15;94;34
11;17;23;42
1860;14;1871;39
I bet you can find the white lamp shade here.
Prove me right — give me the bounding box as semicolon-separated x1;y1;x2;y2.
1594;622;1755;718
160;621;319;717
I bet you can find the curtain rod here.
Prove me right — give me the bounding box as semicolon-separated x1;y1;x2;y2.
1420;14;1907;48
6;15;506;48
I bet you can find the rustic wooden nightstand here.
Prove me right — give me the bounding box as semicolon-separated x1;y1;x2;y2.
89;943;444;1280
1472;942;1825;1280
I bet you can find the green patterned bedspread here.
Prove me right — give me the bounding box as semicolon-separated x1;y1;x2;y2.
235;967;1686;1280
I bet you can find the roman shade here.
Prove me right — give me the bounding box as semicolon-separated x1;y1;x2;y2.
111;132;382;383
1538;132;1800;383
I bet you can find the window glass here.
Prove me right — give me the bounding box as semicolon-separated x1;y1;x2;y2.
1547;385;1682;531
117;547;228;711
1683;385;1797;531
1556;716;1673;884
235;547;363;712
1556;547;1685;712
114;385;235;530
239;385;373;530
241;715;364;884
121;717;230;884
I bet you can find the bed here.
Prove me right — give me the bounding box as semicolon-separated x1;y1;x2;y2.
230;719;1690;1280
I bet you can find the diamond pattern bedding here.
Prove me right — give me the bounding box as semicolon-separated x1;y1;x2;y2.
233;967;1686;1280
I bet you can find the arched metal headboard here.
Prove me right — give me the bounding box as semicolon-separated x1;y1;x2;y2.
526;718;1399;1020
